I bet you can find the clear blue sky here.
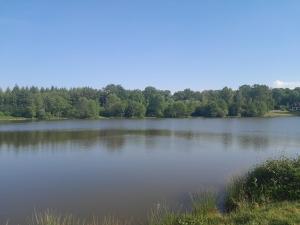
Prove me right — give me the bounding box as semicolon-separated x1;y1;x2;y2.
1;0;300;91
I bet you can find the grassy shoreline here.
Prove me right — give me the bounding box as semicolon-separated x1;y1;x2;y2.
153;156;300;225
5;202;299;225
0;111;299;122
264;110;300;117
0;115;29;121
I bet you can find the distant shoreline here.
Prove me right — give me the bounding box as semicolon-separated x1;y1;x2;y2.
0;110;299;122
1;84;299;120
263;110;300;117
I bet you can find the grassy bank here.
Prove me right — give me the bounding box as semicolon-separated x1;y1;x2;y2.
6;201;298;225
151;156;300;225
151;201;300;225
0;115;28;121
3;157;300;225
264;110;300;117
0;110;299;121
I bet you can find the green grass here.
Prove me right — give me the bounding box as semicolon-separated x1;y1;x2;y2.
5;201;298;225
28;210;129;225
152;156;300;225
149;194;300;225
166;201;300;225
264;110;300;117
0;115;27;121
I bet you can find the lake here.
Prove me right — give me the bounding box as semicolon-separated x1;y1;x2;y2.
0;117;300;224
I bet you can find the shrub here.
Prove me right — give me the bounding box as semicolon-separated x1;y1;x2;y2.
225;156;300;211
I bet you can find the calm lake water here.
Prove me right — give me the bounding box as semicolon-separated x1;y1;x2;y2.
0;118;300;224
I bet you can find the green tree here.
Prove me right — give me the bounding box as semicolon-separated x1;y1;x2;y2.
103;94;126;117
164;101;187;118
146;94;166;117
193;100;228;117
125;101;146;118
44;94;71;118
75;97;100;119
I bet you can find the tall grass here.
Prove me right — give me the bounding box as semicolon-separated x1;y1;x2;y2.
26;193;218;225
30;211;81;225
189;191;217;214
147;203;177;225
147;192;218;225
224;176;249;211
29;211;129;225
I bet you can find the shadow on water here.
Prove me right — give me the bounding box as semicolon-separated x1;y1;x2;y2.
0;128;277;152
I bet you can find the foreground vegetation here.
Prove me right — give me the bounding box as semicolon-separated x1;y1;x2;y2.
0;84;299;119
7;202;299;225
150;201;300;225
152;156;300;225
3;157;300;225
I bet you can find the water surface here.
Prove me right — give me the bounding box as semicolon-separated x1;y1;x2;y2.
0;118;300;224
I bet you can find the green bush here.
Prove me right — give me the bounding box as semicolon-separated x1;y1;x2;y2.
225;156;300;211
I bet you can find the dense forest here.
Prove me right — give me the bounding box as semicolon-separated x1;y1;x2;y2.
0;84;299;119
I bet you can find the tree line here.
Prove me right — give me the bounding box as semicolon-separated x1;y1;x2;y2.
0;84;299;119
